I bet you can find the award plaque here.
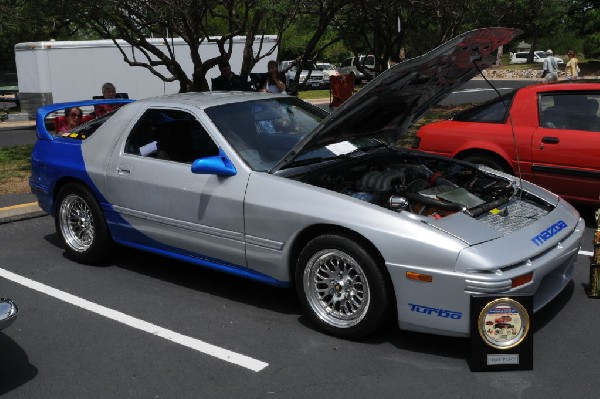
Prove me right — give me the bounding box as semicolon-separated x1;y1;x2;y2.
469;295;533;371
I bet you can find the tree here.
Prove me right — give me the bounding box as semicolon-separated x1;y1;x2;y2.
280;0;348;92
0;0;94;71
72;0;285;92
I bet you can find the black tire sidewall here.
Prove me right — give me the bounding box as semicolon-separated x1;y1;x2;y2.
295;234;390;339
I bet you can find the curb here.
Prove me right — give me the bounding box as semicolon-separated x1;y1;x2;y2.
0;202;46;224
0;120;35;130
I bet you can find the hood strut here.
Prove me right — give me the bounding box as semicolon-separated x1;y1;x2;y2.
473;60;524;196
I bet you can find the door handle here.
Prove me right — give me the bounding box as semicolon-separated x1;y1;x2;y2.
117;164;131;175
541;136;560;144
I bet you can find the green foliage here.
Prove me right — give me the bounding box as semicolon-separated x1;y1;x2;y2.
1;0;600;89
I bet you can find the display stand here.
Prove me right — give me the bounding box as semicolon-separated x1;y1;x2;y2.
469;295;533;371
587;210;600;298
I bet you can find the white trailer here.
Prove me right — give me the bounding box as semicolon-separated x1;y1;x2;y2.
15;36;278;118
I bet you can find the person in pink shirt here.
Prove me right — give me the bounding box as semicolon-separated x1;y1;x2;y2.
58;107;83;134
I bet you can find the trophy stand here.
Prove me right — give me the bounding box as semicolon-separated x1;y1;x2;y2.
587;209;600;298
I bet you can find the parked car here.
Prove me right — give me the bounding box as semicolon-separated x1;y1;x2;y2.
413;81;600;206
510;50;564;64
316;62;339;79
0;297;18;331
30;28;584;341
279;60;328;91
337;55;375;84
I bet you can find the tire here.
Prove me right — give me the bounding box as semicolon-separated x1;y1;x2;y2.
55;183;113;264
295;234;391;339
462;154;511;174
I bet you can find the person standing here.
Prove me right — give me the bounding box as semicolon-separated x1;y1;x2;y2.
259;60;286;93
211;60;254;91
542;49;559;82
565;50;580;80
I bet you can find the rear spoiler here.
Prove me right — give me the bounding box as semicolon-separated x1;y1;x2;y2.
36;98;134;141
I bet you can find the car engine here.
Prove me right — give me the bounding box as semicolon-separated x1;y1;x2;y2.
291;150;551;221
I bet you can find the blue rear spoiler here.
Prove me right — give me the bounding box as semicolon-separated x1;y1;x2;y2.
36;99;134;141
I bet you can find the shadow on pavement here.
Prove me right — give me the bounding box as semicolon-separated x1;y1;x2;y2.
0;333;38;396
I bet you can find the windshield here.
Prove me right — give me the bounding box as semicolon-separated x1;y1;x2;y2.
205;97;328;171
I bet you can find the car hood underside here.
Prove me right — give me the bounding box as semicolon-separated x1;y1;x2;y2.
273;27;522;172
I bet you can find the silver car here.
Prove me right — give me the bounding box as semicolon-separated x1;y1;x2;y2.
30;28;583;339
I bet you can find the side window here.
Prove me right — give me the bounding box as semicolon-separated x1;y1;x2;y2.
540;93;600;131
341;59;350;67
125;109;219;163
452;92;514;123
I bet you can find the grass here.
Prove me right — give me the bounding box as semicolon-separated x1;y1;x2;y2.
0;144;33;195
298;89;330;100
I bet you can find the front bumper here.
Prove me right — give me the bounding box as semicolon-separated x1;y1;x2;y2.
388;216;584;337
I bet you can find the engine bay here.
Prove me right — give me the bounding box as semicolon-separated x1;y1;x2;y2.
290;150;551;220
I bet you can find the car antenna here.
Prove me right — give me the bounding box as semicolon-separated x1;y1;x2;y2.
473;60;523;197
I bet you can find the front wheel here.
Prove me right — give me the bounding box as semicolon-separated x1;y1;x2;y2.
55;183;113;264
295;235;391;339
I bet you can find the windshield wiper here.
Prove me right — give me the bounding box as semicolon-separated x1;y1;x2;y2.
350;141;389;153
281;155;346;169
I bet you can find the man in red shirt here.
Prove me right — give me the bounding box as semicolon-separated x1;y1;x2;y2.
94;82;122;117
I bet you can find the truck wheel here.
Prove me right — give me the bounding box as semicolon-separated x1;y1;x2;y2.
55;183;113;264
462;154;511;174
295;234;390;339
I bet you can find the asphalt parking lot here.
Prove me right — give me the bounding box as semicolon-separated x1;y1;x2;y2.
0;212;599;398
1;89;600;398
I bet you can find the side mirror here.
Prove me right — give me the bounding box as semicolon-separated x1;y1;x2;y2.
191;149;237;176
0;298;18;331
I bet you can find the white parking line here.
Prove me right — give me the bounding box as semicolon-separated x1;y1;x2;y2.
0;267;268;372
580;250;593;257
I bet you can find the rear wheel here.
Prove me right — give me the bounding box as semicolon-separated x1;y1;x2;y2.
462;153;511;174
55;183;113;264
295;234;391;339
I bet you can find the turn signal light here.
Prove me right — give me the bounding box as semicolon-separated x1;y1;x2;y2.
511;272;533;288
406;272;433;283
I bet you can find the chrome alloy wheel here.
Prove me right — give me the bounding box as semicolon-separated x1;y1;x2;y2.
59;193;95;253
303;249;370;329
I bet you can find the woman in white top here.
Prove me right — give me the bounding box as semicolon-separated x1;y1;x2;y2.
260;60;286;93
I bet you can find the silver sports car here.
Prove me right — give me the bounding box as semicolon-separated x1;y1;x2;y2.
30;28;584;339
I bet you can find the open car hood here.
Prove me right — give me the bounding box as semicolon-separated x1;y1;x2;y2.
272;27;521;172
